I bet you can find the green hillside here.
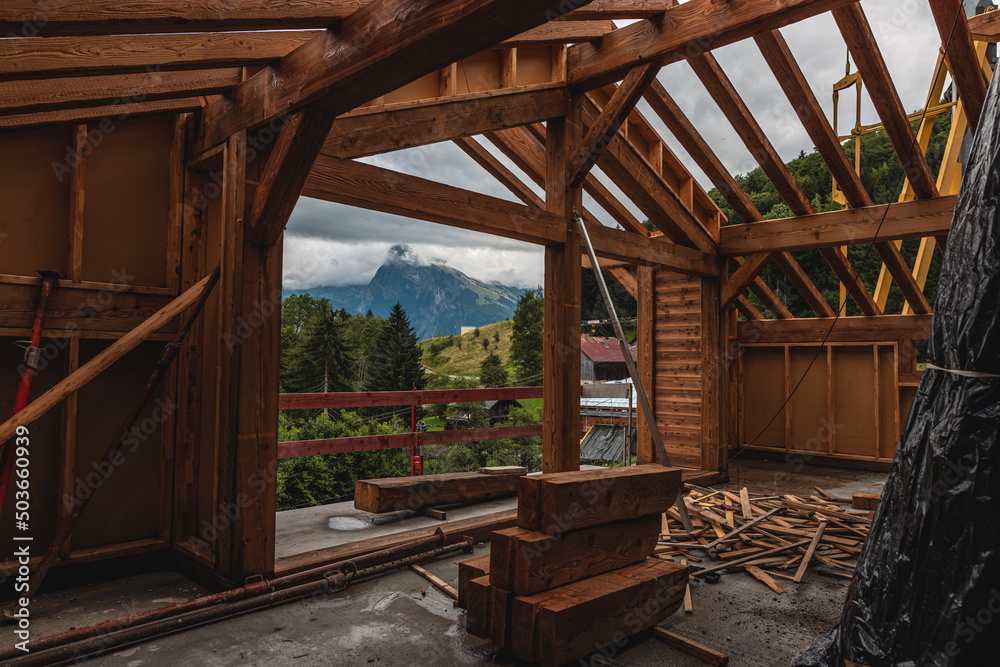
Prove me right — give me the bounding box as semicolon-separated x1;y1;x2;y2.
420;319;514;378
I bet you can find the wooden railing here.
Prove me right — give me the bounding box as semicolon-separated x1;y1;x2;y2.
278;386;543;459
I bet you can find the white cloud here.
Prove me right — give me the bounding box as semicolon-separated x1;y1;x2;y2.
285;4;948;286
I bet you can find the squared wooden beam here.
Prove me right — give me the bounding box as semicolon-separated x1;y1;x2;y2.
567;61;661;188
928;0;987;133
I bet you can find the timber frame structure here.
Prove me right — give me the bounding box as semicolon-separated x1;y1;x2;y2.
0;0;993;587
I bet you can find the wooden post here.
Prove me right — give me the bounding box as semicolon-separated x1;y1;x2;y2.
542;98;582;473
636;266;655;463
701;275;726;472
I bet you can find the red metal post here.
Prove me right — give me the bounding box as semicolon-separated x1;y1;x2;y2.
410;383;422;475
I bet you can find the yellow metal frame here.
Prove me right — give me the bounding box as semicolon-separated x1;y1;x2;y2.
832;40;993;314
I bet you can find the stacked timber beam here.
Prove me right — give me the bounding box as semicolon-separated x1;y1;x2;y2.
459;465;688;666
354;468;526;514
656;485;874;591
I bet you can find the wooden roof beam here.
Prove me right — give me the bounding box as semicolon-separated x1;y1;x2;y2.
193;0;594;154
0;69;240;115
642;79;833;317
722;195;957;255
567;0;858;90
754;29;930;314
685;51;879;316
728;255;792;319
568;61;661;189
453;136;542;208
832;3;938;200
735;295;764;321
928;0;987;133
304;156;718;276
323;85;570;160
0;97;206;131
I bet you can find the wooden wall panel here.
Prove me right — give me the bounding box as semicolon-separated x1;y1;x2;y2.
71;340;164;549
0;126;71;275
787;346;828;453
740;347;786;449
82;116;172;286
651;271;702;468
831;347;877;457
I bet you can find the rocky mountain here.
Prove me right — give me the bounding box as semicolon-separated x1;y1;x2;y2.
287;245;526;340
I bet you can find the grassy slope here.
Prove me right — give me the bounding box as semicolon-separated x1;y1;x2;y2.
419;319;515;378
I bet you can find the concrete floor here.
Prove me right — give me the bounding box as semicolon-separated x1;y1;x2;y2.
15;459;886;666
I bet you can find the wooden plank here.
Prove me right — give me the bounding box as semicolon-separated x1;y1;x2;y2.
0;97;205;131
0;273;213;445
193;0;590;153
0;68;242;114
567;0;855;89
67;123;86;282
499;21;615;47
745;565;787;594
517;465;682;534
249;107;337;246
303;155;567;246
480;466;528;475
458;554;491;608
466;575;493;638
568;61;661;188
969;8;1000;39
410;563;458;600
489;514;659;595
736;314;932;344
0;31;317;76
652;627;729;666
325;85;570;160
510;559;687;665
832;3;938;200
636;266;655;463
793;520;827;582
542;108;583;474
354;471;523;514
929;0;987;133
280;386;542;410
852;493;880;511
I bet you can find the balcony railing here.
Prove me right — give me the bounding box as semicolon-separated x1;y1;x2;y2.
277;386;543;459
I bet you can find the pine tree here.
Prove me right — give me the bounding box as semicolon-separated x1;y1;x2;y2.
286;302;357;415
367;302;426;393
510;288;544;385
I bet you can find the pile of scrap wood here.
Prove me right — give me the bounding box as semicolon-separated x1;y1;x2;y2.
355;466;526;515
458;465;689;666
655;485;876;594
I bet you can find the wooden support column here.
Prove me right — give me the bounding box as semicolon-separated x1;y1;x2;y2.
218;131;281;580
542;102;583;473
701;275;726;472
636;266;655;464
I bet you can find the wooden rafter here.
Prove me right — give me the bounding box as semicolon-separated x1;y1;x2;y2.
928;0;987;133
686;51;879;316
832;3;939;200
577;100;716;252
0;69;240;115
0;97;206;130
567;61;661;188
453;136;541;207
754;29;931;314
721;196;957;255
729;255;792;319
303;156;718;276
323;85;569;160
249;108;337;246
193;0;593;153
735;295;765;321
567;0;858;89
642;79;834;317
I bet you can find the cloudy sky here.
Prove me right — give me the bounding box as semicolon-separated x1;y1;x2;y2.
283;1;946;292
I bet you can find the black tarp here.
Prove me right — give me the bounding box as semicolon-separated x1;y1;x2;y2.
580;423;636;462
794;61;1000;667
